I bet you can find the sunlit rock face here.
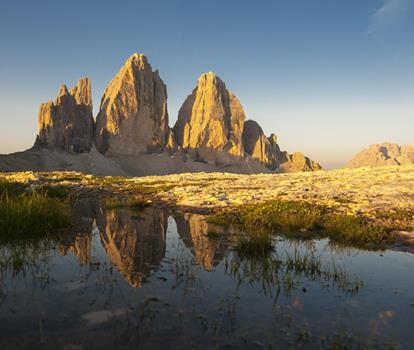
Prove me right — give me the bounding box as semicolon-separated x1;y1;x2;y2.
347;143;414;168
35;78;94;153
173;72;245;164
174;213;227;271
278;152;322;172
95;53;169;156
100;208;167;288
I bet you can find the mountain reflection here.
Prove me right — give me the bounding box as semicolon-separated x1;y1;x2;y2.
59;234;92;265
100;207;168;288
174;213;228;271
58;206;229;288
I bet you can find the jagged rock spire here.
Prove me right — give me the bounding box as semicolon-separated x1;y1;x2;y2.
173;72;245;164
95;53;169;156
35;77;94;153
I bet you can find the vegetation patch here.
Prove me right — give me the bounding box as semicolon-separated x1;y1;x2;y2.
0;189;71;241
0;180;28;196
208;199;392;246
227;248;363;296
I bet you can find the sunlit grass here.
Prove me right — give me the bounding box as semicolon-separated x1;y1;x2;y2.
0;181;71;241
208;199;392;246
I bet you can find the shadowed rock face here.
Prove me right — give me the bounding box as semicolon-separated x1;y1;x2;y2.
347;143;414;168
243;119;321;172
35;78;94;153
100;208;167;288
95;53;169;156
242;120;288;170
173;72;245;164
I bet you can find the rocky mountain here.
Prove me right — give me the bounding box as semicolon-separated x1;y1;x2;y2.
1;52;321;175
347;142;414;168
95;53;169;156
173;72;245;164
35;78;94;153
173;73;320;171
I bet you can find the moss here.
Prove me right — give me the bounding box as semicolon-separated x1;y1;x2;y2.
374;208;414;221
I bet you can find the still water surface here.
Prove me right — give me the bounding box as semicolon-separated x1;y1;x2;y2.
0;201;413;349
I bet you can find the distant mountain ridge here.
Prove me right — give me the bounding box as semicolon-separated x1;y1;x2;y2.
347;142;414;168
0;53;321;175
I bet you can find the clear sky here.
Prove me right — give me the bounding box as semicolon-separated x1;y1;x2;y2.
0;0;413;168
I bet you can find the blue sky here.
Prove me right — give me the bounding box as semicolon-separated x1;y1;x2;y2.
0;0;413;168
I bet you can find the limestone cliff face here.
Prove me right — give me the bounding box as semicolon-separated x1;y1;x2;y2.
95;53;169;156
347;142;414;168
35;78;94;153
173;72;245;164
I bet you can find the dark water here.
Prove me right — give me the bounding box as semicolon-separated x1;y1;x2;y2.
0;201;413;349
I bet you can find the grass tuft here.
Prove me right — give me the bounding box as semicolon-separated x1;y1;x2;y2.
0;190;71;241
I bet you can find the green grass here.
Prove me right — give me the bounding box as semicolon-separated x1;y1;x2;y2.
321;213;386;245
227;247;363;296
103;197;148;210
0;181;28;196
285;249;321;276
0;240;53;274
208;199;392;246
0;190;71;241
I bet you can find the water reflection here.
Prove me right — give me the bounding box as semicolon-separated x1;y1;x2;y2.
174;213;228;271
0;202;413;349
100;208;167;288
59;234;92;265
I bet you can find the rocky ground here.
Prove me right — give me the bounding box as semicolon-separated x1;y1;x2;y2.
2;165;414;246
